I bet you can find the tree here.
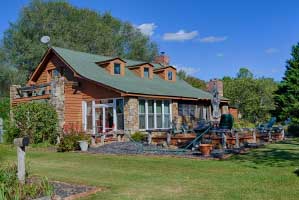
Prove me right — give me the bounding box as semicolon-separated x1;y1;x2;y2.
223;68;277;123
1;0;158;75
177;69;206;90
274;43;299;123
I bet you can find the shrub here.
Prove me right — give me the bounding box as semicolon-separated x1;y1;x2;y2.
3;119;20;144
0;162;53;199
57;132;90;152
233;119;256;129
287;124;299;137
12;102;58;144
131;132;146;142
0;97;10;120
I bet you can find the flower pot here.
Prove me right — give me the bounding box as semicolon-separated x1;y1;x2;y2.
199;144;213;156
78;140;89;151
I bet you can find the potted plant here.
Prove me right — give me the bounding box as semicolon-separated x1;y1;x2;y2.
199;143;213;156
78;140;89;151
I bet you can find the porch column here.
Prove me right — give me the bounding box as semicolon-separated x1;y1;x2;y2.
124;97;139;134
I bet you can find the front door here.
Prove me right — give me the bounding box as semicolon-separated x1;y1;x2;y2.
95;105;114;133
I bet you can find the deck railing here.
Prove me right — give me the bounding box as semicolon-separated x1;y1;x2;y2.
14;82;51;99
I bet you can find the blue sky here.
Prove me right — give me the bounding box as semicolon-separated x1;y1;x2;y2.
1;0;299;81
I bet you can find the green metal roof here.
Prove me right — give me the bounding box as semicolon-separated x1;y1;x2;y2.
52;46;216;100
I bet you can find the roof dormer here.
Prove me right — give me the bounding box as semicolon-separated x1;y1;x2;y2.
128;63;154;79
96;58;126;76
153;66;176;82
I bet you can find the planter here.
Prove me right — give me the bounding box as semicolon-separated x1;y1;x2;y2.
226;137;236;145
199;144;213;156
78;140;89;151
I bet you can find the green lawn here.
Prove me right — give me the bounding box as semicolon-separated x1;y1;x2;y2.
1;140;299;200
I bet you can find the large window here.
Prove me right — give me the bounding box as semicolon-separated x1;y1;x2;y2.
178;102;196;118
86;101;93;130
116;99;124;130
139;100;146;129
138;99;171;129
114;63;121;75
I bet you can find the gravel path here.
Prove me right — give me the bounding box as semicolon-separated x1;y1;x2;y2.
88;142;200;157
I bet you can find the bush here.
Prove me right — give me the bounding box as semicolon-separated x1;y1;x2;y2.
287;124;299;137
0;97;10;120
0;162;53;199
57;132;90;152
3;119;20;144
131;132;146;142
12;102;58;144
233;119;256;129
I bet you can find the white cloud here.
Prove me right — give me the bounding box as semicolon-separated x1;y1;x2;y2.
174;65;200;75
199;36;227;43
216;53;224;57
136;23;157;36
163;30;198;41
265;48;279;54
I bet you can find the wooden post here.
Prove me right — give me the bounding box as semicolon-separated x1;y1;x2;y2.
166;132;171;146
235;131;240;148
253;129;257;143
17;146;26;184
222;132;227;149
14;137;29;184
0;118;3;143
148;132;152;144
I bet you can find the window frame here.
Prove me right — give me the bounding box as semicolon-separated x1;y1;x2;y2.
114;63;121;75
138;99;172;130
143;67;150;78
167;71;173;80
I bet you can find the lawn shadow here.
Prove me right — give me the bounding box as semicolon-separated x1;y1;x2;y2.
230;139;299;167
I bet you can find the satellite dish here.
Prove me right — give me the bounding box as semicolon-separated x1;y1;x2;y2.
40;36;50;45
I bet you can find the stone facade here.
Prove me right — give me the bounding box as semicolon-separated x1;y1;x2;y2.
123;97;139;133
49;77;65;133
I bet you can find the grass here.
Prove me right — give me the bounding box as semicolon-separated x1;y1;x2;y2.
1;139;299;200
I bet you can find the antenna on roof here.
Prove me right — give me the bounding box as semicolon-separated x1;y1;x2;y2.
40;36;51;47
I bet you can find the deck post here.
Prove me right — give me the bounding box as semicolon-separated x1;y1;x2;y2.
148;132;152;144
222;132;227;149
166;132;171;146
235;131;239;148
253;130;257;143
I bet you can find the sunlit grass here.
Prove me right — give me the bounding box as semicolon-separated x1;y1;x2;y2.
1;139;299;200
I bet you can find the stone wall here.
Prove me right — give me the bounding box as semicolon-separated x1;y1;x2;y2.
49;77;65;133
123;97;139;133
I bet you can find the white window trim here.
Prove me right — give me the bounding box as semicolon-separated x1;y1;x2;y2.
138;99;172;130
83;98;124;134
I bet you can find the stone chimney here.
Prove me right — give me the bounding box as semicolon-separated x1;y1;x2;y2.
206;79;223;97
153;52;169;66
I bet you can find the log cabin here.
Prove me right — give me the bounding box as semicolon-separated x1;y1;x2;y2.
10;47;229;136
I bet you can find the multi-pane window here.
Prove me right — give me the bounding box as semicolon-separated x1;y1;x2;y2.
114;63;121;75
148;100;155;129
138;99;171;129
156;100;163;128
116;99;124;130
168;71;173;80
164;101;170;128
178;103;196;118
144;68;149;78
139;100;146;129
86;101;93;130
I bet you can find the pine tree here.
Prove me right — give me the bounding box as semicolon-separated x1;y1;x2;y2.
274;43;299;123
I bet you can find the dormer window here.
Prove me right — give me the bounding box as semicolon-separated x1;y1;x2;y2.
114;63;121;75
144;67;150;78
168;71;173;80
